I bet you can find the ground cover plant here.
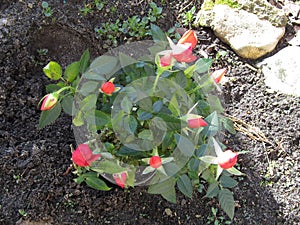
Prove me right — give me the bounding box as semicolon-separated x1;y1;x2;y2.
38;25;245;220
0;0;299;225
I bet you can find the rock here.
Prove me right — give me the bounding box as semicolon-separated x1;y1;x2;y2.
257;46;300;97
282;0;300;24
194;0;287;59
0;18;8;27
289;30;300;46
196;0;287;27
164;208;173;216
238;0;287;27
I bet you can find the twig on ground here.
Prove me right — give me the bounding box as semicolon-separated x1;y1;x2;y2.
224;114;287;157
63;164;74;176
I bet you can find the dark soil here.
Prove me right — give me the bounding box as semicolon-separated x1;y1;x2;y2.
1;1;299;225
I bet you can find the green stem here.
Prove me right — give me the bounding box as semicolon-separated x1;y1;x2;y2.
60;77;67;83
152;69;164;94
152;74;160;94
187;83;206;95
152;147;158;156
102;94;107;104
56;86;74;95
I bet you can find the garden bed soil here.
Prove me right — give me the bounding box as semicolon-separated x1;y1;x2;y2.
0;1;299;225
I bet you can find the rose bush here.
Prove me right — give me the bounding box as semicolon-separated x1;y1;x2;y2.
38;25;245;220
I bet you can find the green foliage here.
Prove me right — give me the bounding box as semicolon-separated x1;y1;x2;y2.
38;50;90;128
207;207;232;225
151;24;168;43
61;95;74;116
177;174;193;198
148;177;177;203
39;102;62;128
95;2;164;46
79;0;105;16
43;61;62;80
92;160;127;174
74;171;111;191
218;189;235;220
180;6;197;27
200;162;239;220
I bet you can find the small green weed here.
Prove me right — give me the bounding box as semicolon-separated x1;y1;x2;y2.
41;1;53;17
37;48;49;56
180;6;196;27
95;2;164;47
216;50;227;60
79;0;105;16
207;207;232;225
13;174;21;184
79;4;94;16
18;209;27;217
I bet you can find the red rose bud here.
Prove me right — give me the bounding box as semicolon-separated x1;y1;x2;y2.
113;172;127;188
72;144;101;167
40;93;59;111
160;52;173;67
149;156;162;169
218;150;238;169
178;30;198;49
100;81;115;95
211;68;226;84
187;117;208;128
172;43;197;63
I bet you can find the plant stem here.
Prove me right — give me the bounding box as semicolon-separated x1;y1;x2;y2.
187;83;206;95
152;73;160;94
56;86;74;95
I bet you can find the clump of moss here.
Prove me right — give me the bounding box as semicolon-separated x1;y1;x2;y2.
216;0;240;8
202;0;241;11
202;0;215;10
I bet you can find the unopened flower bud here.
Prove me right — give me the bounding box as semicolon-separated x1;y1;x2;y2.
218;150;238;169
40;93;59;111
178;30;198;49
113;172;127;188
149;156;162;169
211;68;226;84
188;117;208;128
101;82;115;95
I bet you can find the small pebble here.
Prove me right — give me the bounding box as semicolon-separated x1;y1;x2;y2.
164;208;172;216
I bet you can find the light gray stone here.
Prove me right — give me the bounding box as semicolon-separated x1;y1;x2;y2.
237;0;287;27
289;30;300;46
194;0;287;59
201;5;285;59
257;46;300;97
196;0;287;27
